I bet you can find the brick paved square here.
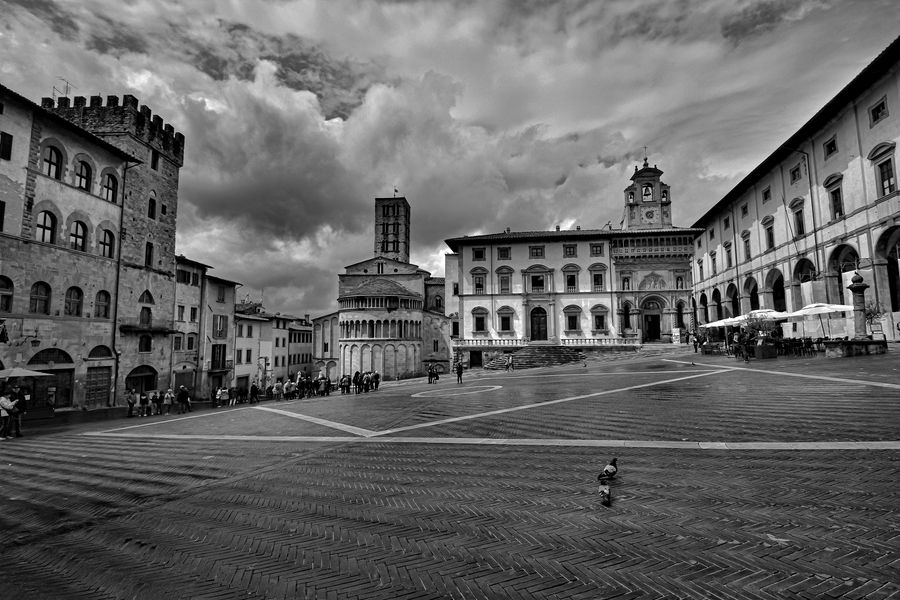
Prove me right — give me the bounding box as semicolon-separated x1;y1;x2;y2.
1;349;898;599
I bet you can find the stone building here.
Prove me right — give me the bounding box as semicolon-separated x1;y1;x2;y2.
201;275;239;395
0;84;138;408
690;35;900;340
314;196;452;380
444;159;701;367
172;255;209;392
38;91;185;398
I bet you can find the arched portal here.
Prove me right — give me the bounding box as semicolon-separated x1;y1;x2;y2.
875;226;900;312
744;277;760;311
530;307;548;341
828;245;860;305
124;365;158;395
641;298;664;341
765;268;787;312
711;289;723;321
725;283;740;318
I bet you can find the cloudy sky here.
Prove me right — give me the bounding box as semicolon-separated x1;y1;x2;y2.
1;0;897;317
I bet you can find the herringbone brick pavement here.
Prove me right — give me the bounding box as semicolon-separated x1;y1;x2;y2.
1;349;898;599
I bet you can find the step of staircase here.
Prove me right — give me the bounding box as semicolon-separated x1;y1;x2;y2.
484;345;586;370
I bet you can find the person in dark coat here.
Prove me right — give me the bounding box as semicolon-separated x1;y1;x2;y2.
455;362;463;384
250;382;259;404
8;384;26;437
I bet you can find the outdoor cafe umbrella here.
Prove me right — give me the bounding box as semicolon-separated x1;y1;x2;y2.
786;303;854;337
0;366;52;379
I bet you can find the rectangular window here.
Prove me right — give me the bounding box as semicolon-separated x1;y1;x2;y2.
697;238;701;249
177;305;185;321
592;272;604;292
563;244;577;258
723;216;730;230
174;335;182;351
452;283;459;296
697;261;704;281
590;243;603;257
744;238;752;261
566;273;577;293
236;323;244;337
711;254;717;276
235;349;242;364
567;314;579;331
530;274;544;293
499;274;511;294
452;321;459;336
176;269;190;284
741;204;749;217
433;340;438;352
500;315;511;332
144;242;154;267
191;272;199;286
151;149;160;170
190;307;197;322
187;335;195;350
246;349;251;363
593;314;606;330
529;245;544;259
216;285;226;302
878;159;896;196
870;97;888;126
473;274;485;295
765;225;775;250
793;209;805;236
211;344;226;370
497;247;510;260
726;248;733;268
213;314;228;338
474;316;485;332
823;136;837;159
830;187;844;219
709;229;715;240
472;247;485;261
790;165;801;184
0;132;12;160
762;187;771;202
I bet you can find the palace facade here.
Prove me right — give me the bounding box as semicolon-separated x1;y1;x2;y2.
445;160;702;367
690;35;900;340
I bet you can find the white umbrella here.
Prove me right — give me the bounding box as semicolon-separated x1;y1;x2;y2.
786;303;854;337
0;367;53;379
747;309;791;320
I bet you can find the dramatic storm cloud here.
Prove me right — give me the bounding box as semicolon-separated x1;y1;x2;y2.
0;0;896;316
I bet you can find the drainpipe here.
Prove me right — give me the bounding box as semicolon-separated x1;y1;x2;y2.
111;159;137;406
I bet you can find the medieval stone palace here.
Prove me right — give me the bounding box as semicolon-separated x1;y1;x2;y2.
444;159;703;368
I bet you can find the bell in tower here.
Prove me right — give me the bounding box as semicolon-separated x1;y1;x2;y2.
623;154;671;230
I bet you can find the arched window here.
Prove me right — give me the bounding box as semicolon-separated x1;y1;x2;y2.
139;306;152;325
29;281;51;314
148;196;156;219
88;345;113;358
138;335;152;353
138;290;154;304
75;161;92;191
42;146;62;179
69;221;87;251
101;173;118;202
36;211;56;243
0;276;13;312
99;229;115;258
94;290;111;318
64;286;83;316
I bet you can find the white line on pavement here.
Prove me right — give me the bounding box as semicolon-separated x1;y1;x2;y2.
664;359;900;389
251;405;377;437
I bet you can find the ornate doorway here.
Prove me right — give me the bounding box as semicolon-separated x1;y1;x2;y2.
530;307;548;341
641;299;662;342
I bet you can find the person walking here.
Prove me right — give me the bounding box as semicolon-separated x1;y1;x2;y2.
7;384;26;437
163;388;174;415
505;355;513;372
455;362;463;384
126;389;137;418
0;392;18;439
176;385;191;414
250;382;259;404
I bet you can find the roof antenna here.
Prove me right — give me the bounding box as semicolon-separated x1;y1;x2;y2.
52;77;76;101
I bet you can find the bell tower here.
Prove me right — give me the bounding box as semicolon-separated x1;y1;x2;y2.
374;195;411;263
623;155;672;230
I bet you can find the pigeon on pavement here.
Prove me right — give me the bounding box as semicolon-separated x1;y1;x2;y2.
598;482;611;506
597;457;618;483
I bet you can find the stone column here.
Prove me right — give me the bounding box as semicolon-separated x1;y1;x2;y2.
848;272;869;340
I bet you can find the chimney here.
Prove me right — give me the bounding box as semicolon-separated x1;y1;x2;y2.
576;225;581;231
555;225;560;231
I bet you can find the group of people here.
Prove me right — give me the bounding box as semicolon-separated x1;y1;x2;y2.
126;386;192;417
0;383;27;439
338;371;380;394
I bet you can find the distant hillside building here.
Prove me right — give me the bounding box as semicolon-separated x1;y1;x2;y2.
0;84;183;407
313;196;452;380
690;35;900;339
444;159;701;367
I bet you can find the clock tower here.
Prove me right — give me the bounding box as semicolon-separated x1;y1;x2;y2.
623;156;672;230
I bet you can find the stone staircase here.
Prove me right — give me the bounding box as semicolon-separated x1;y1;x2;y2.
484;345;587;370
